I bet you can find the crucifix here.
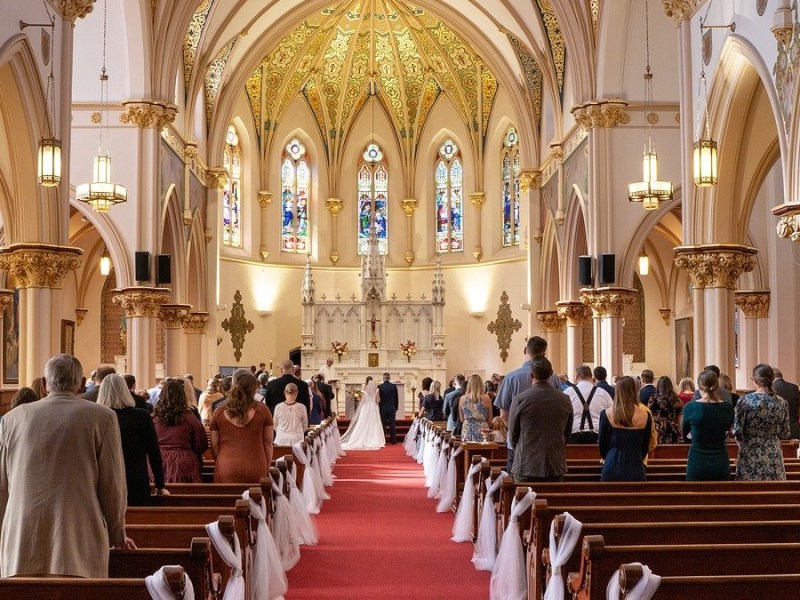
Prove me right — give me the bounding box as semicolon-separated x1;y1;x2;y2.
369;314;379;348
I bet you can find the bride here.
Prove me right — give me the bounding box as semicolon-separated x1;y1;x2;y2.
341;378;385;450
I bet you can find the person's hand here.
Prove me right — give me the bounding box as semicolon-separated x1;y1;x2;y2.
114;537;137;549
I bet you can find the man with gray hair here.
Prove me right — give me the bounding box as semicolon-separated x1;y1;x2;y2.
0;354;133;578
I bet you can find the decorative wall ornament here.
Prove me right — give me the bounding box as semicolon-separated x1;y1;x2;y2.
204;38;238;125
112;287;170;318
221;290;254;362
535;0;566;97
773;3;799;130
401;198;418;216
505;32;543;124
119;100;177;129
659;308;672;325
579;288;636;318
734;290;771;319
488;291;522;363
257;190;273;208
75;307;88;326
571;99;630;130
536;310;565;333
556;301;592;325
159;303;192;328
206;167;229;190
181;311;209;334
183;0;214;96
50;0;96;21
661;0;697;24
673;245;758;289
519;170;541;193
776;213;800;241
0;244;82;289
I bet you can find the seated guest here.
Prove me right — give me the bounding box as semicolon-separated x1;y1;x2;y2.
677;377;695;405
683;370;734;481
419;380;445;421
307;378;324;425
153;379;208;483
199;377;223;424
734;363;790;481
647;376;683;444
10;387;39;409
599;376;653;482
99;374;167;505
459;374;492;442
30;377;47;399
488;416;507;444
274;383;308;445
719;373;740;408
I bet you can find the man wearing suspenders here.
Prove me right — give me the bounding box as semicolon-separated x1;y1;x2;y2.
565;365;613;443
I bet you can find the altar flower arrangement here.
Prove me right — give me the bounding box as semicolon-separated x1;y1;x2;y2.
400;339;417;363
352;388;362;407
331;340;348;362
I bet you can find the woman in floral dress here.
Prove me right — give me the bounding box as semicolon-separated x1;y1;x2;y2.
733;363;790;481
647;376;683;444
459;374;492;442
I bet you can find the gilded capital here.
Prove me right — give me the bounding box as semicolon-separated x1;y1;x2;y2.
0;289;14;313
112;287;171;318
661;0;697;24
182;143;199;163
159;303;192;328
325;198;344;216
537;310;566;333
0;244;82;289
470;192;486;209
75;307;88;326
579;287;636;318
401;198;418;216
556;301;592;326
734;290;770;319
659;308;672;326
571;99;630;129
206;168;229;190
519;170;541;193
119;100;177;129
775;213;800;242
182;311;209;334
673;245;758;289
549;143;565;162
257;191;273;208
50;0;96;21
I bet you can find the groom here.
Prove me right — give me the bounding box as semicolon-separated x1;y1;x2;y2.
378;372;399;444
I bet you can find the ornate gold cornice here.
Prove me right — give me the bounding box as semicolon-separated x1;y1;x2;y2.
0;244;82;289
537;310;565;333
112;287;171;318
734;290;770;319
470;192;486;208
549;143;565;162
119;100;177;129
182;143;199;163
556;301;592;325
673;245;758;289
257;191;273;209
571;99;630;130
325;198;343;216
50;0;96;21
206;168;229;190
659;308;672;325
182;311;209;334
661;0;697;24
0;289;14;313
579;287;636;318
75;307;88;326
159;303;192;328
401;198;418;216
519;170;541;193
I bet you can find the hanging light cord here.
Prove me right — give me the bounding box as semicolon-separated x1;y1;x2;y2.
643;0;653;151
42;0;56;136
99;0;109;154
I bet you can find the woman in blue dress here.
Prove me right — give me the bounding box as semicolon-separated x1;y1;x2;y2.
682;370;734;480
459;374;492;442
598;376;653;481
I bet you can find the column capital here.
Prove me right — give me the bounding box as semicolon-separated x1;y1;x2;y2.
325;197;344;216
0;243;82;289
119;100;178;129
182;311;209;334
519;170;541;193
734;290;770;319
0;289;14;313
182;143;199;163
579;287;636;318
571;99;630;130
112;287;171;318
206;167;229;190
75;307;88;326
775;211;800;242
470;192;486;208
556;301;592;325
401;198;418;216
659;308;672;325
257;191;273;208
537;310;566;333
159;303;192;329
661;0;697;24
673;244;758;289
50;0;96;21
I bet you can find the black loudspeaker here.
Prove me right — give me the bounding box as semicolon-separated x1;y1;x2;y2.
135;251;151;282
578;255;593;286
156;254;171;285
599;253;616;285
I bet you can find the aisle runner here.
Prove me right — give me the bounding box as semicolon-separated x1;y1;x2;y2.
286;444;490;599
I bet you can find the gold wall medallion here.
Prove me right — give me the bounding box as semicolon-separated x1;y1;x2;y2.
221;290;254;362
487;291;522;363
368;352;379;368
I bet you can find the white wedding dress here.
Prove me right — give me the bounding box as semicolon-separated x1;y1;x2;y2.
340;381;386;450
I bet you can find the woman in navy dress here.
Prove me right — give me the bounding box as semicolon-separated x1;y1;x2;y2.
682;370;734;480
598;376;652;481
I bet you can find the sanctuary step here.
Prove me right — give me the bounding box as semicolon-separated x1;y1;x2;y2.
336;417;414;442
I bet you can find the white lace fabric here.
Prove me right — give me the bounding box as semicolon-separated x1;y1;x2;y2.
471;471;507;571
490;488;537;600
543;512;583;600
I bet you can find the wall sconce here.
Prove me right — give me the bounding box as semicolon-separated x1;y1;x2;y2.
99;247;111;276
258;310;272;317
638;248;649;276
469;311;485;319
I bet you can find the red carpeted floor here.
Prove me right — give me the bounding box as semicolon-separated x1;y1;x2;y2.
285;444;490;599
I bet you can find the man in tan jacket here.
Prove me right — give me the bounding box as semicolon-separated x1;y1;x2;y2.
0;354;134;577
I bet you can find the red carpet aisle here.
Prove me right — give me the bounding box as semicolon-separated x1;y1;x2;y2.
286;444;490;599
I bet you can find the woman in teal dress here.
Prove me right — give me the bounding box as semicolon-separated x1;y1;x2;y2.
459;374;492;442
598;376;653;481
733;363;790;481
682;370;734;480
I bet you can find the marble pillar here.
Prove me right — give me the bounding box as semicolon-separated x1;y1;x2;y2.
579;287;637;377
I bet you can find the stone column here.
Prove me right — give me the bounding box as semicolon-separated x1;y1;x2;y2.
181;311;209;382
536;310;566;373
470;192;485;261
0;244;82;384
580;287;636;377
325;198;343;265
0;290;14;389
257;191;272;262
401;198;418;266
159;303;191;377
674;244;758;378
734;290;770;388
556;301;591;377
112;287;170;388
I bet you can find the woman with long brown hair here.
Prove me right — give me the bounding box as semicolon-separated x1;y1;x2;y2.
153;378;208;483
598;376;652;481
682;370;734;480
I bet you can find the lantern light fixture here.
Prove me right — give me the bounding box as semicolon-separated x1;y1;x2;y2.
99;246;111;276
638;248;650;276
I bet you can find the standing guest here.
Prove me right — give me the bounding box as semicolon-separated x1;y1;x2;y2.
444;374;466;433
593;366;615;399
153;379;208;483
266;360;310;417
378;373;399;444
199;378;224;424
459;374;493;442
508;357;573;482
147;378;165;407
599;376;653;481
488;416;508;444
682;370;734;481
565;365;613;444
184;374;203;403
255;362;267;378
211;369;274;483
315;374;334;417
443;378;456;399
557;373;572;391
773;368;800;438
80;364;117;402
98;374;167;506
0;354;133;578
647;376;684;444
734;364;790;481
638;370;656;405
691;365;733;403
307;378;324;425
677;377;696;405
484;379;499;418
719;374;740;409
122;374;153;414
10;387;39;409
273;383;308;445
418;377;433;411
29;377;47;399
212;376;232;413
420;380;445;421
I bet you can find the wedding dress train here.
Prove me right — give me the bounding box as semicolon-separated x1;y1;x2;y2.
340;381;385;450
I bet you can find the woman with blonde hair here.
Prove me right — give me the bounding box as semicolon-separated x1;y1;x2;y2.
419;380;444;421
682;370;734;480
598;376;653;481
677;377;695;405
273;382;308;445
459;374;492;442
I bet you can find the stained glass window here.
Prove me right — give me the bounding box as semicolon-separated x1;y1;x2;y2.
502;126;521;247
281;138;310;253
222;125;242;247
435;139;463;253
357;144;388;255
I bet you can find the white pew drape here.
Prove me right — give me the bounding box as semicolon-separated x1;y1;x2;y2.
279;458;318;545
452;459;485;542
206;520;245;600
292;442;320;514
317;436;334;486
542;512;583;600
436;446;463;513
607;563;661;600
243;489;288;600
489;488;537;600
270;471;301;571
145;565;196;600
423;433;440;487
427;441;449;499
404;418;419;456
471;471;507;571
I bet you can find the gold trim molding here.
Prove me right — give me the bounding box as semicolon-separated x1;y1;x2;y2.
206;168;229;190
579;288;636;318
571;99;630;130
159;303;192;328
734;290;770;319
673;244;758;289
0;244;83;289
257;191;273;208
325;198;343;216
519;170;541;193
659;308;672;325
556;301;592;325
182;311;209;334
470;192;486;209
112;287;171;318
119;100;178;129
537;310;565;333
401;198;418;216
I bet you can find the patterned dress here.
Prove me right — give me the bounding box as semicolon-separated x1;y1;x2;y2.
647;393;684;444
460;396;489;442
733;392;790;481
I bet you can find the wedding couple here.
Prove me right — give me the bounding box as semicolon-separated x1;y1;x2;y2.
340;373;398;450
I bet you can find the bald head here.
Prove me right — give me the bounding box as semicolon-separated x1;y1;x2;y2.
280;359;294;374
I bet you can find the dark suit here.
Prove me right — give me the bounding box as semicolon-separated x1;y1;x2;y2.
378;380;399;444
774;377;800;439
80;386;100;402
316;380;334;416
265;374;310;417
596;380;615;399
638;384;656;405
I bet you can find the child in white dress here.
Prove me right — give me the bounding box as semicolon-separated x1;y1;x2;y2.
273;383;308;445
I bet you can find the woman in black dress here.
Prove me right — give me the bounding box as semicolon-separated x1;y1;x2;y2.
598;376;652;481
98;373;167;505
419;380;445;421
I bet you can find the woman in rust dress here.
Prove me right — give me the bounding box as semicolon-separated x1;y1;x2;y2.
153;378;209;483
210;369;274;483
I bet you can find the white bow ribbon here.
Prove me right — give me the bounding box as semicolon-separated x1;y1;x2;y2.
436;446;464;512
607;563;661;600
145;566;196;600
490;488;537;600
292;442;320;514
205;520;245;600
270;471;301;571
428;441;450;499
452;458;486;542
243;489;287;600
543;512;583;600
471;471;507;571
279;458;318;545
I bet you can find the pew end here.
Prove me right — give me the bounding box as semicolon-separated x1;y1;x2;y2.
619;563;644;593
163;565;187;597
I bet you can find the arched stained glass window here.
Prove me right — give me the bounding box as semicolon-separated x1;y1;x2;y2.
281;138;310;253
501;126;521;247
357;143;388;255
222;125;242;247
435;139;463;253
